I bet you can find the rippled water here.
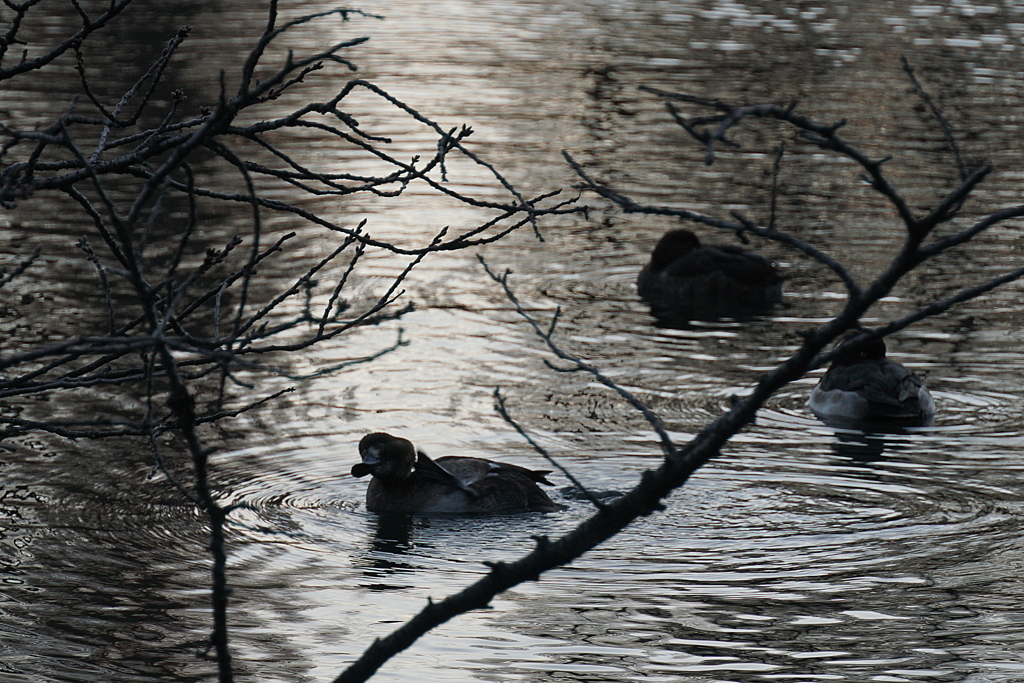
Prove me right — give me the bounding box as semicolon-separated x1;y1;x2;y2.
4;0;1024;681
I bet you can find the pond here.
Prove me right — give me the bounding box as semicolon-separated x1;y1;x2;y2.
3;0;1024;681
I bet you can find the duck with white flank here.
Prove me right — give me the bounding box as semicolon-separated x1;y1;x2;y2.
351;432;566;514
808;333;936;428
637;229;784;314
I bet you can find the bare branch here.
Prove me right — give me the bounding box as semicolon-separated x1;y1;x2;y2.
75;237;115;333
0;246;40;289
478;255;676;458
901;55;966;180
493;388;607;510
0;0;135;82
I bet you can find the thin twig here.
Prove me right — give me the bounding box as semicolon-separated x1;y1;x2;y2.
76;237;115;333
493;388;606;510
901;55;966;180
479;255;677;458
0;246;40;289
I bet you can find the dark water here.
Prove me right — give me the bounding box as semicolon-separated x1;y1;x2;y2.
4;0;1024;681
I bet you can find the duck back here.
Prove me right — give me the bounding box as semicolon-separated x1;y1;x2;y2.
366;455;564;514
638;237;783;314
809;357;935;426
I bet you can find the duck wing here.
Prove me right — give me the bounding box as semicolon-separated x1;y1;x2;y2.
436;457;564;513
432;456;555;486
485;462;556;486
414;451;479;496
664;245;781;286
821;360;928;418
470;472;567;513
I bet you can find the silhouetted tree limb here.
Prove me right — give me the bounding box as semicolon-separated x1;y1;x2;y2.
900;55;966;181
0;0;135;82
479;255;675;455
492;387;606;510
0;245;39;289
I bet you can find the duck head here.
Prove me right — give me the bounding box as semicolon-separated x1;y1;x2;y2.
351;432;416;481
831;332;887;366
649;229;701;270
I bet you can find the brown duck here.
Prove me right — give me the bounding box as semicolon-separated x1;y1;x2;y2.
637;229;784;312
351;432;566;514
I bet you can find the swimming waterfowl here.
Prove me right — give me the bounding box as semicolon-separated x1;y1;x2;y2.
351;432;566;514
636;229;784;313
808;333;935;427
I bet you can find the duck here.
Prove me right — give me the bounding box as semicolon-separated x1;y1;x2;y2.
351;432;566;514
808;333;935;427
636;229;784;314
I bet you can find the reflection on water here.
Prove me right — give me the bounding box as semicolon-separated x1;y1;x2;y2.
4;0;1024;681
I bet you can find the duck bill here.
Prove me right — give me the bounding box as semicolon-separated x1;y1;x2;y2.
350;462;377;478
351;447;382;478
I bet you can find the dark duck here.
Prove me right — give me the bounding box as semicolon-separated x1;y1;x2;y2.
351;432;566;514
808;333;935;428
637;229;784;315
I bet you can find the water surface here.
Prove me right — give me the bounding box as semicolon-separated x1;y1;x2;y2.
3;0;1024;681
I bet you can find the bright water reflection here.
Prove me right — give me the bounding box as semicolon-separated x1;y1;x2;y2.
3;0;1024;681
